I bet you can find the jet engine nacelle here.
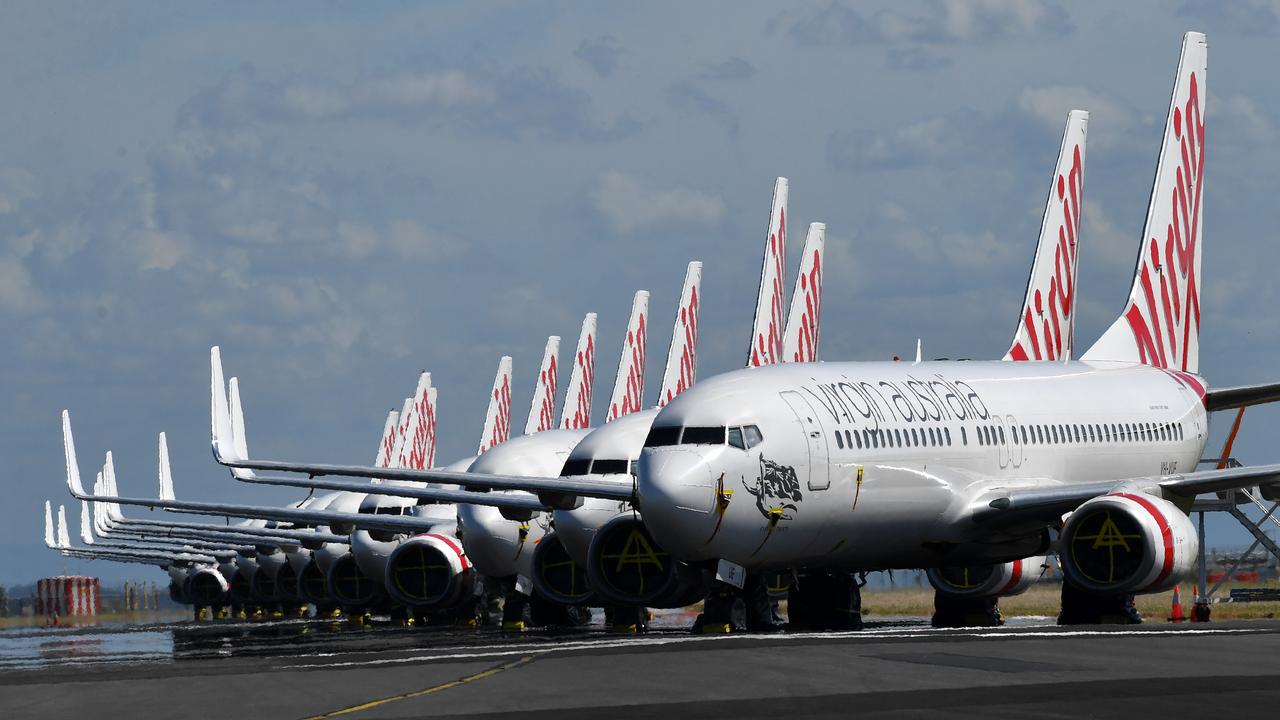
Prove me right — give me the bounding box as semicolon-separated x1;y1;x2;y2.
1059;493;1197;595
926;556;1046;599
586;514;710;608
185;566;231;607
383;532;473;609
531;531;596;606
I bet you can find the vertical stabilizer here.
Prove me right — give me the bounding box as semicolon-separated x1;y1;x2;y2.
782;222;825;363
1006;110;1089;361
748;177;788;367
478;356;513;455
607;291;649;422
525;336;560;435
1083;32;1207;373
395;372;435;471
375;408;400;469
657;261;702;407
560;313;598;430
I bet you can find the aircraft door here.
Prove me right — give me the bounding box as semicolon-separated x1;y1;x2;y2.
1007;414;1022;468
993;416;1010;469
779;391;830;490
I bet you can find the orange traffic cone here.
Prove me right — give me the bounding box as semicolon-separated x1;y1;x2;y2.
1168;584;1185;623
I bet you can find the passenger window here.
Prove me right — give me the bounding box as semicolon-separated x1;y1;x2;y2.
894;429;902;447
743;425;764;449
644;426;681;447
728;427;746;450
977;427;985;446
998;427;1006;444
845;430;853;449
1052;426;1059;444
834;431;844;449
960;426;968;445
1020;426;1028;445
910;428;918;446
853;430;862;449
944;427;952;446
862;430;870;448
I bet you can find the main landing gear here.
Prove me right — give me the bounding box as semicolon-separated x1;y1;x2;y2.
1057;581;1141;625
931;594;1004;628
786;571;863;632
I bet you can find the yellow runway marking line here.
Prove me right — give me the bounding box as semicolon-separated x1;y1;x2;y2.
300;654;534;720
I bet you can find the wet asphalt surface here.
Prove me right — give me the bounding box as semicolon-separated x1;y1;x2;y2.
3;613;1280;718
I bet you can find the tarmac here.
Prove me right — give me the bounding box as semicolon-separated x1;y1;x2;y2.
3;615;1280;718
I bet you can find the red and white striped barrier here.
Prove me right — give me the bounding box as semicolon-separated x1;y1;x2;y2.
36;576;101;617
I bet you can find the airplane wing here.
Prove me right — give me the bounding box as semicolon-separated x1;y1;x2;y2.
61;411;486;535
232;471;559;513
1204;382;1280;411
209;348;634;505
973;463;1280;527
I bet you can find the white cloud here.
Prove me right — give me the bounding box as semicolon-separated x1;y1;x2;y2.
1017;85;1132;143
591;171;725;234
281;71;495;119
0;257;43;314
135;230;189;271
336;222;379;258
0;167;36;215
387;220;463;260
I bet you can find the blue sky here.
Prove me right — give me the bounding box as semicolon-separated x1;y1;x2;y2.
4;1;1280;584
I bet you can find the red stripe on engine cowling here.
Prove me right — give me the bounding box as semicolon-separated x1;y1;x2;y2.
1113;493;1175;588
424;533;470;571
998;557;1024;596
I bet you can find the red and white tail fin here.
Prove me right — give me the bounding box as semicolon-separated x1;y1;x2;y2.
376;407;401;469
1005;110;1089;362
560;313;598;429
747;177;788;367
658;261;702;407
1083;32;1207;373
478;356;513;455
394;372;435;470
782;222;825;363
525;336;560;435
607;291;649;422
386;399;413;472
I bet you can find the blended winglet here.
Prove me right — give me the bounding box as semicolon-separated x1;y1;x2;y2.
526;336;560;435
658;261;702;407
44;500;55;548
748;177;788;367
57;505;71;549
62;410;90;498
158;432;175;501
607;291;649;422
79;500;94;545
560;313;598;430
782;222;825;363
210;346;236;462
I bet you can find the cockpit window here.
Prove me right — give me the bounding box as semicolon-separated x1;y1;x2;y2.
681;426;726;445
644;426;682;448
591;459;629;475
743;425;764;448
560;458;592;477
728;427;746;449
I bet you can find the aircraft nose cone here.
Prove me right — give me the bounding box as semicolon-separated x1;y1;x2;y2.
642;449;715;513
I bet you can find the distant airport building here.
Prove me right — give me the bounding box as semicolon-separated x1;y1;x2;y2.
36;576;100;617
